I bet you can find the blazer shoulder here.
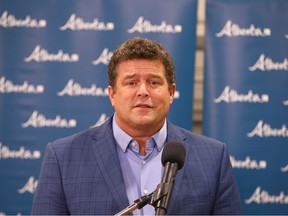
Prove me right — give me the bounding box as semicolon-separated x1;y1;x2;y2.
47;117;112;156
168;122;226;148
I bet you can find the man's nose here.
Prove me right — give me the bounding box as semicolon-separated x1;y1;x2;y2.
137;83;149;97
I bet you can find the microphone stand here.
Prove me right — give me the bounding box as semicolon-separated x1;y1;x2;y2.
115;141;185;216
151;162;178;215
114;193;153;216
115;181;172;216
150;181;174;215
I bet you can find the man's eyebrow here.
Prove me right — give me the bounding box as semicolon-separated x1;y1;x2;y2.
122;73;163;80
122;74;137;80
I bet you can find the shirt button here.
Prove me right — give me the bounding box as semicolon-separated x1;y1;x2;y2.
142;160;146;165
143;189;149;194
131;142;136;147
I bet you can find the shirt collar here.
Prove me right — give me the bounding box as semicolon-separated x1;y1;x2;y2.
112;114;167;153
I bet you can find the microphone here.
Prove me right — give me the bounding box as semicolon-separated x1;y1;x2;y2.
151;141;186;215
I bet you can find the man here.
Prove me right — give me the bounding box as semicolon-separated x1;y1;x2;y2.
32;37;242;215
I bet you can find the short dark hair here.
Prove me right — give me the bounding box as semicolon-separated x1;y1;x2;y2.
108;37;175;90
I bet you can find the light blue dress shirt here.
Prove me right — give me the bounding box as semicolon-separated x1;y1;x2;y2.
112;115;167;215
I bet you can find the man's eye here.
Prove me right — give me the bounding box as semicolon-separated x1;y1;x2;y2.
149;81;159;86
128;81;136;86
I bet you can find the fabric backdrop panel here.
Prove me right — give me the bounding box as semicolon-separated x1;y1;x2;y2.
203;0;288;214
0;0;197;214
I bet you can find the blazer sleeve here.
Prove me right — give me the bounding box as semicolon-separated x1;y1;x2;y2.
212;144;242;214
31;142;69;215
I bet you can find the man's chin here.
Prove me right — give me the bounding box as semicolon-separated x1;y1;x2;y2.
132;117;154;126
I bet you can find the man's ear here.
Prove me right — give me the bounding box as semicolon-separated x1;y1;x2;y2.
108;85;115;107
169;83;176;104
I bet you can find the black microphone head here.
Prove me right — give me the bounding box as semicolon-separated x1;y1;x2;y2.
161;141;186;170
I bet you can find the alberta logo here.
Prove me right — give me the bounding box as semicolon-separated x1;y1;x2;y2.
24;45;79;63
60;14;114;31
0;11;46;28
216;20;271;37
128;16;182;34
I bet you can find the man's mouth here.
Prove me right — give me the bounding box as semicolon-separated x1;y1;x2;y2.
135;103;152;108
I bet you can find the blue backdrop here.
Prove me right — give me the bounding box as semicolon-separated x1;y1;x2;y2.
0;0;198;214
203;0;288;214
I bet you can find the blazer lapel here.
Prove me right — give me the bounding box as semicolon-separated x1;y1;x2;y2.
90;119;130;211
88;120;188;214
165;122;188;215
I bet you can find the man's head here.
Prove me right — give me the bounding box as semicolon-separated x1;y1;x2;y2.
108;37;176;137
108;37;175;91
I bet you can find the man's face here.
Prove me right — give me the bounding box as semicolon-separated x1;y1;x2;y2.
108;59;176;135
